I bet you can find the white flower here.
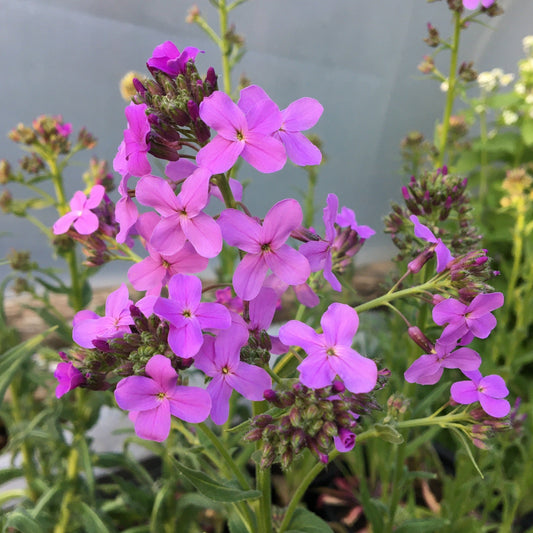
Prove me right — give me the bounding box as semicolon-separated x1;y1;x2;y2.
515;83;526;95
478;71;496;92
474;104;486;114
502;110;519;125
500;73;515;87
526;93;533;105
440;80;449;92
523;35;533;55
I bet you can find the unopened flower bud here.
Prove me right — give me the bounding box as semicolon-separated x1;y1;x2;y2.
407;326;434;353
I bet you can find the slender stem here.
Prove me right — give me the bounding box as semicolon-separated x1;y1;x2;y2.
478;101;489;204
384;443;405;533
53;444;80;533
437;11;461;167
278;451;340;533
218;0;232;95
253;402;272;533
214;173;237;209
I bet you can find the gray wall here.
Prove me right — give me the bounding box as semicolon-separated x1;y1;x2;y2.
0;0;526;286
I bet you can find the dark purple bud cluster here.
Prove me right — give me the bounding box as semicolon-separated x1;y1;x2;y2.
424;23;440;47
133;61;218;161
385;167;482;262
240;330;272;367
463;406;510;450
244;381;379;470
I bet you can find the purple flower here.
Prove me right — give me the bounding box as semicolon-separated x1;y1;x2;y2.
56;122;72;137
135;169;222;258
433;292;504;344
72;284;134;348
53;185;105;235
147;41;201;77
123;103;151;177
451;370;510;418
410;215;453;273
113;141;138;244
333;428;356;453
54;362;85;398
197;88;286;174
404;340;481;385
154;274;231;358
114;354;211;441
237;85;323;166
194;324;272;424
218;199;311;300
278;303;377;393
462;0;494;9
336;206;376;239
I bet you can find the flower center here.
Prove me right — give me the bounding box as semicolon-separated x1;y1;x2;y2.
326;347;336;357
182;309;192;318
236;130;245;141
156;392;167;401
261;242;272;253
221;366;230;375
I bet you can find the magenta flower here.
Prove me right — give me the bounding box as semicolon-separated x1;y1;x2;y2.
54;361;85;398
410;215;453;273
433;292;504;344
462;0;494;9
197;88;286;174
56;122;72;137
336;206;376;239
300;194;342;291
218;199;311;300
147;41;201;77
451;369;510;418
53;185;105;235
333;428;356;453
215;287;244;315
123;103;151;177
113;141;138;244
264;273;319;309
114;354;211;441
404;340;481;385
237;85;323;166
278;303;377;393
194;324;272;425
72;284;134;348
135;170;222;258
154;274;231;358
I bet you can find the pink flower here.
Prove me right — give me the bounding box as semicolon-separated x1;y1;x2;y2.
147;41;201;77
72;284;134;348
114;354;211;441
451;370;510;418
54;361;85;398
278;303;377;393
237;85;323;166
410;215;453;273
433;292;504;345
333;428;356;453
218;199;311;300
135;169;222;258
113;141;138;244
123;103;151;177
194;324;272;424
404;340;481;385
154;274;231;358
462;0;494;9
197;88;286;174
53;185;105;235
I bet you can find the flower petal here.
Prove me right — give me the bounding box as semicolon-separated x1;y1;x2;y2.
233;253;269;301
321;303;359;347
114;376;161;411
134;404;170;442
264;245;310;286
262;198;303;249
168;385;212;423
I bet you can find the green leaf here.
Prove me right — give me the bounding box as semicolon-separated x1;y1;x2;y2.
374;423;404;444
71;500;115;533
395;517;449;532
170;459;261;503
0;328;56;408
228;511;253;533
0;467;24;486
285;507;334;533
521;119;533;146
472;131;521;153
3;510;43;533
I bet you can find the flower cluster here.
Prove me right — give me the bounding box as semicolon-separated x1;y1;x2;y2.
52;39;510;470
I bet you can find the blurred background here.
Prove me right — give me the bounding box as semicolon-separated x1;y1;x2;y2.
0;0;526;285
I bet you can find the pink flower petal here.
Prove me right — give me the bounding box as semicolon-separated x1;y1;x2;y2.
196;134;244;174
168;385;212;423
233;253;269;301
180;212;222;258
262;198;303;249
330;346;377;393
199;91;247;138
282;97;323;131
264;244;310;286
240;132;286;173
134;404;170;442
467;292;504;318
218;209;262;253
278;130;322;166
114;376;161;411
321;303;359;347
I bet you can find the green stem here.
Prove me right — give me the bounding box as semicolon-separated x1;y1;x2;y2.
53;444;80;533
437;11;461;167
384;443;405;533
253;402;272;533
478;102;489;205
218;0;232;95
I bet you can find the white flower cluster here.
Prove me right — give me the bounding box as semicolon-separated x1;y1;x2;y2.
477;68;515;92
523;35;533;55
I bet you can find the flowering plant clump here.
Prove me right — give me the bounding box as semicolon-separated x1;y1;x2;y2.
1;1;529;532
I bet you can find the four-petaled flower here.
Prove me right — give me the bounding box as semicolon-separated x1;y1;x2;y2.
451;369;510;418
72;284;134;348
218;198;311;300
54;361;85;398
404;340;481;385
154;274;231;358
433;292;504;345
194;324;272;425
462;0;494;10
123;103;151;177
53;185;105;235
147;41;201;77
278;303;377;393
114;354;211;441
197;88;286;174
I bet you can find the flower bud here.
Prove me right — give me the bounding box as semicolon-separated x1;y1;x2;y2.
407;326;434;353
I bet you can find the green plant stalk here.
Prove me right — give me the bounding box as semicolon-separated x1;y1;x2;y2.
9;375;39;502
478;102;489;205
253;401;272;533
302;165;318;228
218;0;233;95
384;443;405;533
437;10;462;167
53;444;80;533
